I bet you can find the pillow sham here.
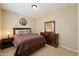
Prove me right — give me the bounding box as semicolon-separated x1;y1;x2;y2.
15;30;30;35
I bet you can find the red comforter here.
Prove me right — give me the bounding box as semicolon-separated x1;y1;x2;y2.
13;33;45;55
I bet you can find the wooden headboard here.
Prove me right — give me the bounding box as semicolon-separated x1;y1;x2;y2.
13;28;31;35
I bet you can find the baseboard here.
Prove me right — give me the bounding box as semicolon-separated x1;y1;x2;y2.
59;45;78;53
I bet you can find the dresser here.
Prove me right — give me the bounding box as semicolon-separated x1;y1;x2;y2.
40;32;59;47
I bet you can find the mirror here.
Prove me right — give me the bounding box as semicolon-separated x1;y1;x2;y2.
44;21;55;32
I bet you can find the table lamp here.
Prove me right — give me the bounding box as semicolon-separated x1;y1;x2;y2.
7;32;10;38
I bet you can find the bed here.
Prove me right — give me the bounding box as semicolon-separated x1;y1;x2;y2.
13;28;45;56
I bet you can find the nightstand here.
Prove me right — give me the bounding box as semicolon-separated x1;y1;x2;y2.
1;38;14;49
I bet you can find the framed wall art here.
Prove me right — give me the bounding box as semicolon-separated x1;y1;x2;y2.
19;18;27;26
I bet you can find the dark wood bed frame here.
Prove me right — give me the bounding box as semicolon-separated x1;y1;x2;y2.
13;28;45;56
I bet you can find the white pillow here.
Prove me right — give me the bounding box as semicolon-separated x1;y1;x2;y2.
15;30;30;35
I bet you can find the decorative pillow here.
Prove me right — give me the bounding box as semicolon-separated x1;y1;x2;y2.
15;30;21;35
15;30;30;35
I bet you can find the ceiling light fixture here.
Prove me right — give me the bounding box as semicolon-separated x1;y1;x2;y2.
32;5;37;10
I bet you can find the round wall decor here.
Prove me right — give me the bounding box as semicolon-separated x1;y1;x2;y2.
19;18;27;25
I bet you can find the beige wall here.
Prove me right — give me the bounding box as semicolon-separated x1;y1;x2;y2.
78;4;79;55
2;10;36;39
0;8;2;40
36;4;78;52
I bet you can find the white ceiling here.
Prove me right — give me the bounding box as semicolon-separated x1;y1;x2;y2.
0;3;74;18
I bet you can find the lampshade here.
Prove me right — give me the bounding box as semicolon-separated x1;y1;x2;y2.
7;32;10;35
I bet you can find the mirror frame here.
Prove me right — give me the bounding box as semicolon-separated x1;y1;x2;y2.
44;21;55;32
